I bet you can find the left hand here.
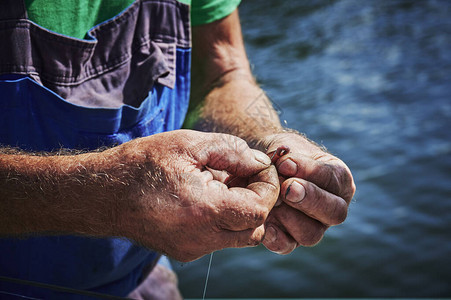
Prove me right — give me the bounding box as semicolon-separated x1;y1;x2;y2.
258;131;356;254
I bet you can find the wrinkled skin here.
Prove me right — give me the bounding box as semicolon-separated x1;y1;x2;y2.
260;132;356;254
114;130;280;262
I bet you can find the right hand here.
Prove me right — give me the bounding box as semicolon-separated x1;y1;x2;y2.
111;130;279;262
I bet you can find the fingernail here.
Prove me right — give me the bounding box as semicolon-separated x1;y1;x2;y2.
278;158;297;176
285;181;306;203
253;149;271;165
265;225;277;243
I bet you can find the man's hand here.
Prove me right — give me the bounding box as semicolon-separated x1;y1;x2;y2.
113;130;279;262
258;132;356;254
0;130;280;262
189;8;355;256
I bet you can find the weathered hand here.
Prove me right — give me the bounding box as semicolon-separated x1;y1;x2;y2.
113;130;279;262
258;132;356;254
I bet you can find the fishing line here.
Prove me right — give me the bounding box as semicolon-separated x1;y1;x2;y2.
202;252;214;300
270;150;278;161
0;146;288;299
201;146;289;299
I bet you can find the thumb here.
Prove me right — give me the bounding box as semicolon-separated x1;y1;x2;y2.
197;133;271;177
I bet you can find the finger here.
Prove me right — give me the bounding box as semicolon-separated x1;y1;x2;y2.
218;225;266;249
169;226;266;262
263;222;297;255
268;145;290;164
247;165;280;201
196;134;271;177
204;167;249;188
210;170;250;189
205;166;229;182
210;166;279;232
276;153;355;202
226;165;282;189
274;175;287;207
270;203;328;247
281;178;348;226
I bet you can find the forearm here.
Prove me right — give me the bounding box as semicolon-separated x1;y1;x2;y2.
194;74;283;147
0;148;126;237
189;10;283;147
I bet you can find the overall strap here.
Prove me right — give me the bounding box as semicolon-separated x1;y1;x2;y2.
0;0;28;20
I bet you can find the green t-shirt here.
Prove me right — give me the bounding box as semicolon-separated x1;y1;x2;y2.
24;0;241;39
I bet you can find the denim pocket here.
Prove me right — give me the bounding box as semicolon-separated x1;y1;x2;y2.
0;76;164;151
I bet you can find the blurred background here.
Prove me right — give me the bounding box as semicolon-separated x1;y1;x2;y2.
174;0;451;298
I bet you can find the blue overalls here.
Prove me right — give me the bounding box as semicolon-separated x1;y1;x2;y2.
0;0;191;297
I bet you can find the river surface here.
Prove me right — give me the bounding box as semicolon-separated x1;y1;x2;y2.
174;0;451;298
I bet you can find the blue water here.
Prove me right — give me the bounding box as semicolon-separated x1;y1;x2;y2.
174;0;451;297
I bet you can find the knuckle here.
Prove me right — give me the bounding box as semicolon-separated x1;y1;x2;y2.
268;181;280;196
229;134;248;152
311;163;336;192
298;226;326;247
306;181;321;205
327;165;342;193
254;206;270;225
330;200;348;225
236;137;249;151
302;181;326;213
321;162;355;201
335;164;356;200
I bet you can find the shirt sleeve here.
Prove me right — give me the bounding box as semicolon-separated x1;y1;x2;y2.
190;0;241;26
